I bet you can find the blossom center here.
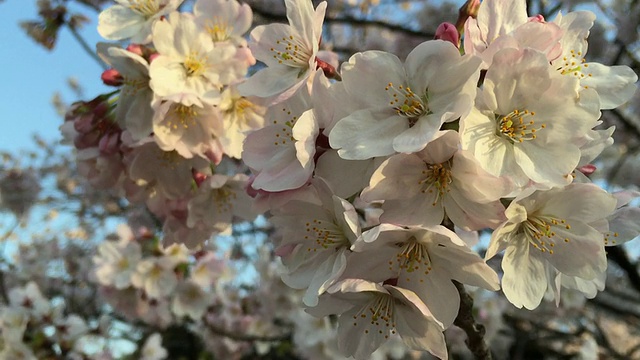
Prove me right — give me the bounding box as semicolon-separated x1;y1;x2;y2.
521;215;573;255
128;0;162;17
183;52;209;77
393;237;432;282
419;161;452;206
385;82;428;126
122;77;148;96
212;187;236;213
496;109;545;143
271;34;312;68
167;104;198;130
272;107;299;146
304;219;350;252
352;293;397;338
204;17;232;42
557;50;592;82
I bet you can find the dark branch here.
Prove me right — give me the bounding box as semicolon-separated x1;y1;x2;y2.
453;281;493;360
607;246;640;294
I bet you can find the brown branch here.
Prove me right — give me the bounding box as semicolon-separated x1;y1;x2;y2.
205;320;291;342
606;246;640;294
249;3;435;39
453;280;493;360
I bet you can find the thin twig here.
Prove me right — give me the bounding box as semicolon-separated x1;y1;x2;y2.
205;321;291;342
66;24;107;70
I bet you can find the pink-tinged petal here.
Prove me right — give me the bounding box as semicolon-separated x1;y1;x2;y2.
451;150;513;202
461;108;523;181
380;196;443;227
362;155;425;201
477;0;528;44
485;48;552;113
393;288;447;359
486;221;518;260
98;6;145;41
405;40;481;96
534;222;606;279
315;150;376;199
341;51;406;108
398;268;459;328
301;249;348;307
606;207;640;245
539;183;617;223
249;24;293;67
292;110;319;168
514;141;578;187
330;109;407;160
431;239;500;291
392;113;442;153
444;189;505;231
237;65;305;98
501;240;547;309
581;63;638;109
416;130;458;164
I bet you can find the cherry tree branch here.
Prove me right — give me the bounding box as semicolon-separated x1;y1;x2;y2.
205;320;291;342
66;23;107;70
453;280;493;360
248;2;435;39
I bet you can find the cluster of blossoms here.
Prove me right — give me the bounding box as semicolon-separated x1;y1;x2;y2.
61;0;640;358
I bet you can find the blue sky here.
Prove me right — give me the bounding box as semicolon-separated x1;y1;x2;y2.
0;1;109;152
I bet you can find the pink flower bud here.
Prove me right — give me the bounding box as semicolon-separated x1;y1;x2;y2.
435;22;459;47
528;14;545;23
126;43;144;57
101;68;123;86
192;170;208;187
578;164;597;176
315;57;341;81
98;132;120;155
455;0;480;32
148;53;161;63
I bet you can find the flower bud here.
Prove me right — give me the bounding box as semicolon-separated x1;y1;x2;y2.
528;14;545;23
455;0;480;33
101;68;123;86
126;43;144;57
435;22;459;48
578;164;597;176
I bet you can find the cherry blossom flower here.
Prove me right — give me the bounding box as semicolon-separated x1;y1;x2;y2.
194;0;253;46
460;47;600;189
243;89;315;191
308;279;448;360
98;0;184;44
187;174;256;235
271;179;360;306
131;257;178;298
218;86;266;159
152;94;225;160
172;281;213;320
141;333;168;360
361;131;509;230
237;0;327;101
149;12;239;105
97;44;154;141
125;139;210;200
330;40;480;159
552;11;638;109
349;224;500;328
486;183;617;309
93;236;142;289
